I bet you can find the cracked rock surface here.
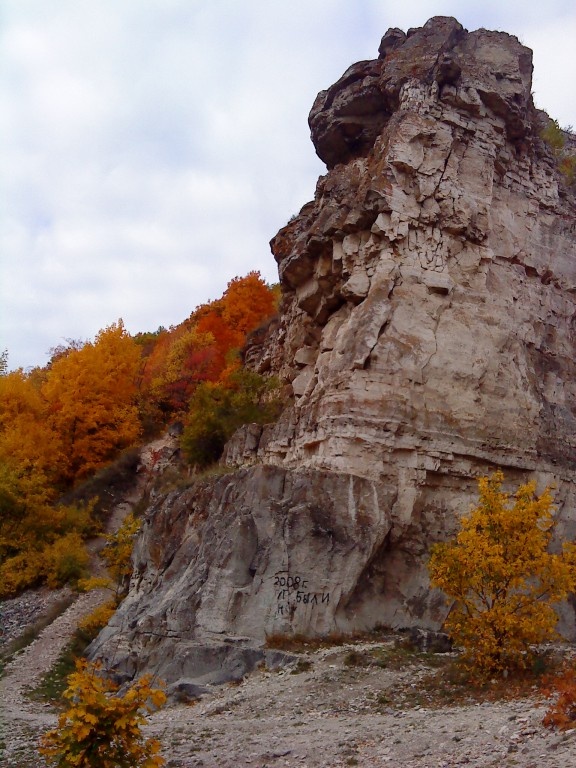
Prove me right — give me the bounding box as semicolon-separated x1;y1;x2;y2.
91;17;576;689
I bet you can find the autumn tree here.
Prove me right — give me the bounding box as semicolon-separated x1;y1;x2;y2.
0;471;95;596
0;278;278;593
39;659;166;768
428;472;576;678
0;369;62;484
147;326;217;413
48;337;86;365
212;270;277;336
42;320;142;482
0;455;97;597
138;272;278;418
0;369;97;596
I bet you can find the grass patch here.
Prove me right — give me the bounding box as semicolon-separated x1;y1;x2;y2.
367;638;449;671
0;594;76;678
372;646;563;711
26;619;106;707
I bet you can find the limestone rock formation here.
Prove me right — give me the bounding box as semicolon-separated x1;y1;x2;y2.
91;17;576;688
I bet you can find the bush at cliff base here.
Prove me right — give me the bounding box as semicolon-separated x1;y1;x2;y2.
39;659;166;768
428;471;576;680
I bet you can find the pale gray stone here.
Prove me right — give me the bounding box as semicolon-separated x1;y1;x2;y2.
90;18;576;688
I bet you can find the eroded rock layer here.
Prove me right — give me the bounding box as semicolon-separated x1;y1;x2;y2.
91;17;576;686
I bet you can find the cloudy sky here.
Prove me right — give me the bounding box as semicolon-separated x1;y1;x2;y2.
2;0;575;371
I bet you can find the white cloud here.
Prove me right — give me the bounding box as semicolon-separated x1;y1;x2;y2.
0;0;575;369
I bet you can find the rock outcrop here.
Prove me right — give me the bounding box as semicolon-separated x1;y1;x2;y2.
91;17;576;688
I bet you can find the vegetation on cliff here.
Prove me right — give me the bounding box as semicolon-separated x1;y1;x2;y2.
0;271;278;598
541;118;576;186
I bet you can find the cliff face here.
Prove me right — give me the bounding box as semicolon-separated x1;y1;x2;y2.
91;17;576;687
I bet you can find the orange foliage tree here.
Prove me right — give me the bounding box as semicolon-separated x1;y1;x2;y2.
219;271;278;335
191;270;277;385
0;369;62;484
0;369;97;596
429;472;576;678
42;321;142;483
138;272;277;417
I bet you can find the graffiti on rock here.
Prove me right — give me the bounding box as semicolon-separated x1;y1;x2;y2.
273;571;331;617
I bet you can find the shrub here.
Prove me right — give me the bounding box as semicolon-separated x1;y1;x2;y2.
543;663;576;731
77;601;117;637
39;659;166;768
0;549;45;597
100;512;141;598
181;369;281;468
44;532;90;589
428;471;576;679
541;118;566;154
0;465;98;598
79;512;141;601
541;119;576;186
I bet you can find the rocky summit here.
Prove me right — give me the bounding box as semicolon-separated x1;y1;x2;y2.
90;17;576;689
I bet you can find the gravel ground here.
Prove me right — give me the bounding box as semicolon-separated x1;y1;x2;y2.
2;433;576;768
0;587;74;652
143;641;576;768
3;633;576;768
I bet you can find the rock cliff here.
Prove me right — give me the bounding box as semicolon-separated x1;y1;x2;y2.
91;17;576;688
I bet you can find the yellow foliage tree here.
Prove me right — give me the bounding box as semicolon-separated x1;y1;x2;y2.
0;462;96;598
39;659;166;768
148;326;216;412
428;471;576;678
0;370;62;485
42;320;142;482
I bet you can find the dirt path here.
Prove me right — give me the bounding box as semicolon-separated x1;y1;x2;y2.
2;434;576;767
0;435;178;767
0;587;109;765
5;630;576;768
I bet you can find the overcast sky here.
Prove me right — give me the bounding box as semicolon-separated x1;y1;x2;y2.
2;0;575;371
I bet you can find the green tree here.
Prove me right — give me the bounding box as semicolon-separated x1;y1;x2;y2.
541;119;576;185
428;471;576;678
181;369;281;468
